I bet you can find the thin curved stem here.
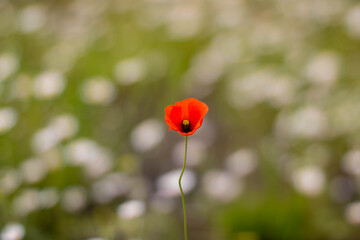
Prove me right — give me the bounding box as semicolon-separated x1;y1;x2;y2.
179;135;188;240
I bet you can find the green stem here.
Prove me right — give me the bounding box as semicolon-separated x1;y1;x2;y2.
179;135;188;240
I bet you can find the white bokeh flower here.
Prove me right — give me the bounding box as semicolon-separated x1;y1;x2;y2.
49;114;78;140
39;188;59;209
289;106;328;139
0;53;18;82
227;70;295;109
292;166;325;197
166;2;203;39
13;189;42;216
33;71;66;99
172;139;206;167
345;4;360;39
157;169;196;198
342;150;360;176
17;4;46;33
131;119;164;152
32;114;78;153
0;169;22;195
0;108;17;135
92;173;129;204
117;200;145;219
1;223;25;240
81;77;117;105
114;58;147;85
305;52;340;85
346;201;360;225
202;170;242;202
20;158;48;184
61;186;87;213
64;138;113;178
32;127;61;154
225;148;258;178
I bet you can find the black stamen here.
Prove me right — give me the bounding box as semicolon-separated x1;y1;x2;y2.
182;120;191;133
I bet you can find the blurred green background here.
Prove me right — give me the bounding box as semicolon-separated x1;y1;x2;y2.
1;0;360;239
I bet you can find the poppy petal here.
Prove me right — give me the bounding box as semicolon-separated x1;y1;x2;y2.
165;105;182;131
188;99;208;129
165;98;208;136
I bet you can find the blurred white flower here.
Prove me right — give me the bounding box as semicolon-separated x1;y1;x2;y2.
0;108;17;135
213;0;246;28
32;114;78;153
117;200;145;219
202;170;242;202
345;4;360;39
71;0;108;17
49;114;78;140
305;52;340;85
0;223;25;240
187;47;226;86
227;70;295;109
227;72;268;109
13;189;42;216
92;173;129;204
157;169;196;198
20;158;48;184
172;139;206;167
83;153;114;179
33;71;66;99
346;201;360;225
292;166;325;197
0;169;22;195
65;139;98;165
81;77;117;105
225;148;257;178
290;106;328;139
249;23;284;51
342;150;360;176
131;119;164;152
61;186;87;213
265;76;296;108
18;4;46;33
166;2;203;39
65;138;113;178
114;58;147;85
32;127;60;154
0;53;18;82
39;188;59;209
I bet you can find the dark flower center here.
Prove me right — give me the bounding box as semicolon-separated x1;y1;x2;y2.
181;119;191;133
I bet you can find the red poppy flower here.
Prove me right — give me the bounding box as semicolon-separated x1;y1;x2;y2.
165;98;209;136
